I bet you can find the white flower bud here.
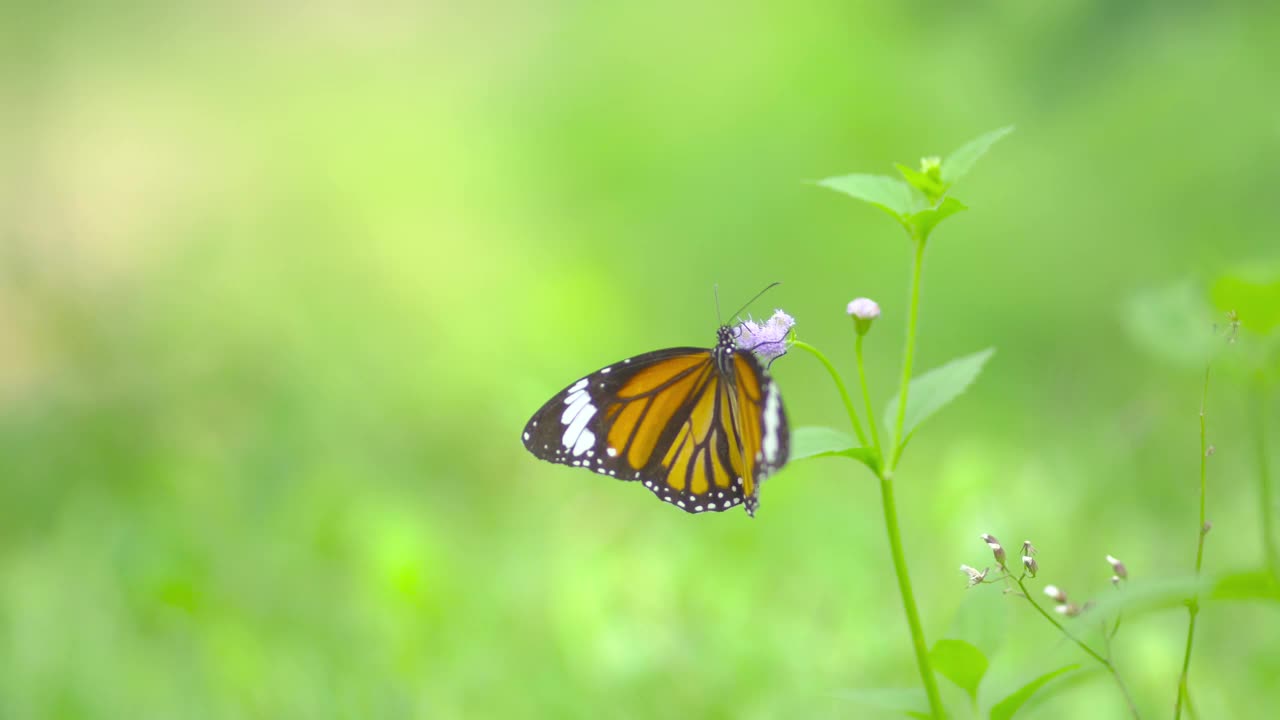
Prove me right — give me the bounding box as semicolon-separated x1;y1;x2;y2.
1106;554;1127;580
1022;555;1038;577
1043;585;1068;603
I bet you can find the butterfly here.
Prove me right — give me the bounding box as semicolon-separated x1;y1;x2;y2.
521;317;790;517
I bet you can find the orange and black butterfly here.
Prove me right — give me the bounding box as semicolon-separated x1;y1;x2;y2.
521;307;790;517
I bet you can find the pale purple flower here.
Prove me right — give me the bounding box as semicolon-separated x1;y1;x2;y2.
846;298;881;320
846;297;881;336
736;309;795;362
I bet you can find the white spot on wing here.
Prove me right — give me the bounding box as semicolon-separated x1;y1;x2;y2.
600;367;611;374
563;404;597;452
606;447;617;457
762;380;782;464
523;432;530;441
562;390;591;424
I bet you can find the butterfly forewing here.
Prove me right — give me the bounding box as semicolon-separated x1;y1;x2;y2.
521;330;789;516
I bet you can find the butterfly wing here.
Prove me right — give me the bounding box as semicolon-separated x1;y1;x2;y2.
522;344;790;516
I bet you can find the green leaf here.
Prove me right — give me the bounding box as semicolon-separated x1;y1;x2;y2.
942;125;1014;185
929;638;988;703
1123;281;1220;370
908;197;968;244
883;348;995;441
1210;271;1280;334
989;665;1079;720
833;688;927;717
816;173;926;222
789;426;879;472
1212;569;1280;602
896;162;947;201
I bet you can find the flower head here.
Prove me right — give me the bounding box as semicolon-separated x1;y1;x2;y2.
846;298;881;336
1106;554;1127;581
980;533;1007;568
1022;555;1038;577
960;564;988;588
735;309;795;363
1043;585;1068;603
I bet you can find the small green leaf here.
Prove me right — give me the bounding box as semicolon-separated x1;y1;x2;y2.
896;162;947;201
908;197;968;244
789;426;878;472
989;665;1079;720
833;688;927;717
1210;271;1280;334
942;125;1014;185
930;638;988;703
816;173;926;222
1123;281;1220;370
883;348;995;441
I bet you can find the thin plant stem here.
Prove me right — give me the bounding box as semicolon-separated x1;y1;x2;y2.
874;234;944;719
1255;372;1278;582
1012;576;1140;719
1176;365;1213;719
855;333;883;455
888;238;926;471
880;474;945;718
792;340;870;449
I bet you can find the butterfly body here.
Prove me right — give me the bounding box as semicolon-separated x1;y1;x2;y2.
521;325;789;516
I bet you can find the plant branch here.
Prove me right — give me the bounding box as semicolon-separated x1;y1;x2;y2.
1012;576;1140;718
887;236;926;472
855;334;883;455
1256;371;1278;582
1176;365;1213;719
793;340;870;449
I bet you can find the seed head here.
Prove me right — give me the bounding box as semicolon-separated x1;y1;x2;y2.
980;533;1007;568
1021;540;1037;557
960;564;988;588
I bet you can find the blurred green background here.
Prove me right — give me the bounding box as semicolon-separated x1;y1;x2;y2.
2;1;1279;718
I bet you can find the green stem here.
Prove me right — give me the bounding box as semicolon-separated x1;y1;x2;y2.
1255;372;1278;582
1176;366;1212;719
793;340;870;449
855;334;883;455
1013;577;1140;718
880;474;945;718
888;238;926;471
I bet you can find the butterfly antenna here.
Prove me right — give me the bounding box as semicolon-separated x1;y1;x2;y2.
714;283;723;327
729;281;782;321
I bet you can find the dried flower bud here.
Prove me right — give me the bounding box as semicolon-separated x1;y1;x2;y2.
1054;603;1082;617
846;298;881;336
1106;554;1127;580
1021;540;1037;556
980;534;1007;568
960;564;988;588
1206;444;1216;457
1043;585;1068;603
1202;521;1213;535
1022;555;1039;577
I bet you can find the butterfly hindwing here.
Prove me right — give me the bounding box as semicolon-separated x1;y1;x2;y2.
521;331;789;516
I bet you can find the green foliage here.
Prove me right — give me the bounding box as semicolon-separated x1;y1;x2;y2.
942;126;1015;186
1211;271;1280;334
789;426;878;470
883;348;996;449
908;197;968;245
816;173;925;225
988;665;1080;720
929;638;988;704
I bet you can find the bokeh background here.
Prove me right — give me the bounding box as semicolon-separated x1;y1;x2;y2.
2;2;1279;718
